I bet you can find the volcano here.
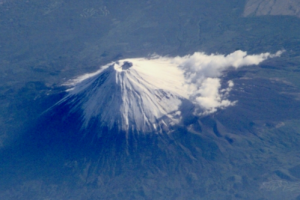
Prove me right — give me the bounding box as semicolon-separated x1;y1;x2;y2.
58;59;192;133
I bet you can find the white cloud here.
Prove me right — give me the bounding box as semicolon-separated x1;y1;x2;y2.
194;78;236;114
152;50;283;114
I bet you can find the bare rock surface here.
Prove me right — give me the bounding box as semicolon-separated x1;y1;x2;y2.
244;0;300;18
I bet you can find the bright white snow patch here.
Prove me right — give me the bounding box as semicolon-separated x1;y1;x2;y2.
60;50;283;132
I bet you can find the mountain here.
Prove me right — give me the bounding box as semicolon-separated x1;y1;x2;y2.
58;59;189;134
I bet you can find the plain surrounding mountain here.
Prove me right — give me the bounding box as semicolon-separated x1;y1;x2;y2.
1;0;300;200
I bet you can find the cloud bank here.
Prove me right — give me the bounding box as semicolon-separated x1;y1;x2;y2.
150;50;283;114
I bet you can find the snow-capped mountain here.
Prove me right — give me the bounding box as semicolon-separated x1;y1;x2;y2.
59;59;191;133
